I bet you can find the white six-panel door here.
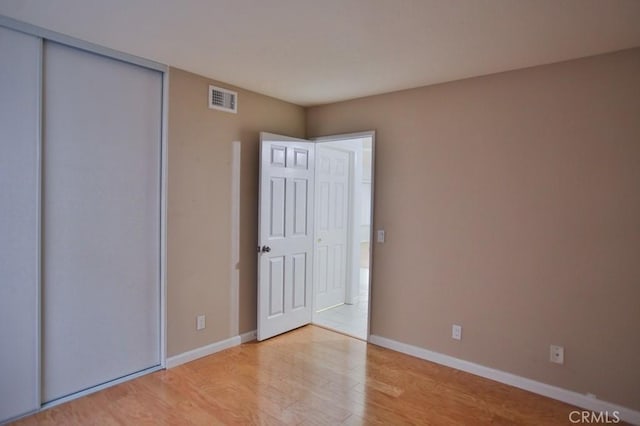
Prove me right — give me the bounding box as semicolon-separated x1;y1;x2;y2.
258;133;315;341
314;146;351;311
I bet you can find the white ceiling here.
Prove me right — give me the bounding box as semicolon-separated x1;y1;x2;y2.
2;0;640;106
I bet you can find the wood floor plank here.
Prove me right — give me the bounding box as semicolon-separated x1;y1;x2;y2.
13;325;601;425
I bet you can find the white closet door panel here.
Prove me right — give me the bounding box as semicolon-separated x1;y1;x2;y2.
0;26;41;422
43;42;161;402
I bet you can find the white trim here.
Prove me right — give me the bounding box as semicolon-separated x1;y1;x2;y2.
159;69;169;368
240;330;257;343
0;15;166;72
369;335;640;425
366;132;375;341
166;336;241;369
229;141;241;338
166;330;257;370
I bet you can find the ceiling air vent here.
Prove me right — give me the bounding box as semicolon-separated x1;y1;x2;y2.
208;85;237;113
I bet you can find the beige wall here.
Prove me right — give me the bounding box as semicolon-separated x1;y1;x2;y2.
307;48;640;410
167;68;305;356
167;49;640;410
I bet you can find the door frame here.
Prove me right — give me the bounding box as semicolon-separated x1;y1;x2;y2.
311;130;375;341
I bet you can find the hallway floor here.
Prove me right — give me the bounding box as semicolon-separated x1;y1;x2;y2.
313;268;369;340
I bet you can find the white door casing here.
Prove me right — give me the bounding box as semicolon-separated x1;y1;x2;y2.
257;133;315;341
314;146;351;311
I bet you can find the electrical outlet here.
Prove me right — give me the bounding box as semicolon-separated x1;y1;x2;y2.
549;344;564;364
452;324;462;340
377;229;385;243
196;315;206;331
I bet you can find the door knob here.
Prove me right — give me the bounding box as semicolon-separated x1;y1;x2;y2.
261;245;271;253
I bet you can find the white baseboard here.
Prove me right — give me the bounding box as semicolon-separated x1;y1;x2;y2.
166;335;241;368
369;335;640;425
240;329;257;343
165;330;257;369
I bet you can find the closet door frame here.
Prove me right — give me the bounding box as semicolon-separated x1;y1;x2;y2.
0;14;168;412
0;25;42;422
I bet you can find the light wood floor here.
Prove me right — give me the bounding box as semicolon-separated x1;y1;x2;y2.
15;326;586;425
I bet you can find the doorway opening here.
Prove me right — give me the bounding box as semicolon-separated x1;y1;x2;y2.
256;131;374;342
311;133;374;340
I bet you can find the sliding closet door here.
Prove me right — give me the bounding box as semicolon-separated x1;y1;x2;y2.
0;26;41;422
42;42;162;402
